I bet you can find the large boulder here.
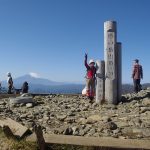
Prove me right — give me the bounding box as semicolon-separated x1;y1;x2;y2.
142;98;150;106
9;94;34;104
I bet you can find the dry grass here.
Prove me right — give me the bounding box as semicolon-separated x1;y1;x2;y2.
0;127;38;150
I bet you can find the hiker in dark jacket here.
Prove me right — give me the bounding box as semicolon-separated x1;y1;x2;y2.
22;81;29;93
84;53;96;100
132;59;143;93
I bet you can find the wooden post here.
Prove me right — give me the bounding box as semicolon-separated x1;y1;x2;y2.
3;125;16;140
34;124;46;150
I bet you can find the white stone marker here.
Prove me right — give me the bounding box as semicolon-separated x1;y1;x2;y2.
96;60;105;103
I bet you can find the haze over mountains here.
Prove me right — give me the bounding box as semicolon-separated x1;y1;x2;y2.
12;74;65;86
1;74;84;94
1;74;150;94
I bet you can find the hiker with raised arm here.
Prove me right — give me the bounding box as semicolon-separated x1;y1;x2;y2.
84;53;96;100
132;59;143;93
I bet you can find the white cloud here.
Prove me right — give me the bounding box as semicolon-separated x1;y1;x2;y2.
29;72;40;78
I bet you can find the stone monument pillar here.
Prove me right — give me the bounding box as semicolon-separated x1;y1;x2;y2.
96;60;105;104
116;42;122;102
104;21;122;104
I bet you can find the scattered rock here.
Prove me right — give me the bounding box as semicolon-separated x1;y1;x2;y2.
54;128;64;134
86;118;97;124
87;115;101;122
142;98;150;106
0;90;150;140
101;116;112;123
65;117;75;123
140;107;150;113
79;130;85;136
72;126;79;135
63;127;73;135
78;118;86;125
82;107;88;111
117;121;129;128
10;96;34;104
88;128;96;136
0;101;6;105
20;114;27;119
104;122;118;130
26;103;34;108
56;115;67;121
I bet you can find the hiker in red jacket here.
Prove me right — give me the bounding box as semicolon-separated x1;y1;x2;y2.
132;59;143;93
84;53;96;100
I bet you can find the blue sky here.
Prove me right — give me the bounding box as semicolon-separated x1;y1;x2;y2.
0;0;150;83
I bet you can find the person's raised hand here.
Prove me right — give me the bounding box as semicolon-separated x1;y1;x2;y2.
85;53;87;60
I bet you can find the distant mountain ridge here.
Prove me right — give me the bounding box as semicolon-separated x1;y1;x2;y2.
2;74;70;86
1;74;150;94
1;74;84;94
13;74;65;86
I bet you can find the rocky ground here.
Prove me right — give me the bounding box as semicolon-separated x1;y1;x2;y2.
0;88;150;140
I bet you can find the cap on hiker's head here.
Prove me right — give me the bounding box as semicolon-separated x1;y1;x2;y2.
7;72;11;76
89;59;95;64
134;59;139;63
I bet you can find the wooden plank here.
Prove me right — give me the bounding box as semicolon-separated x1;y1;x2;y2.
27;134;150;150
0;118;29;138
